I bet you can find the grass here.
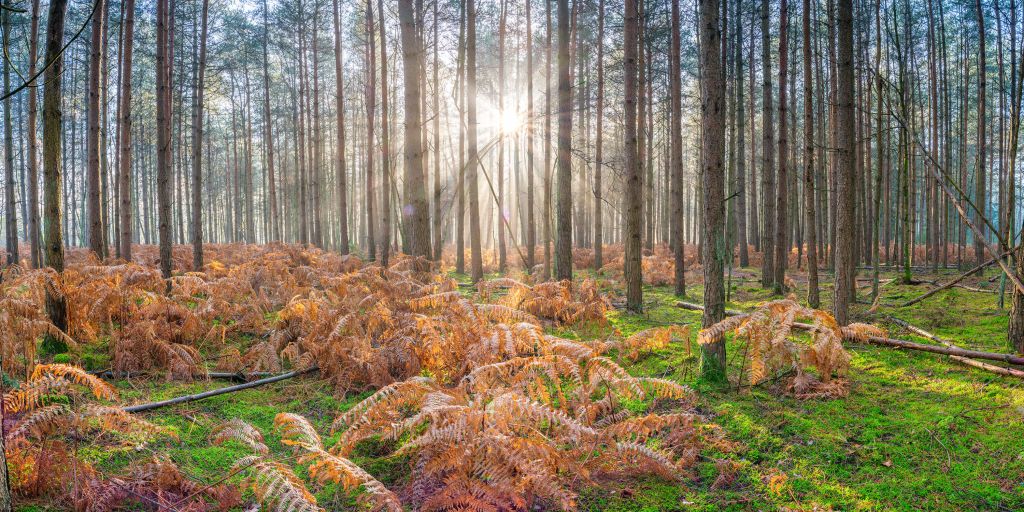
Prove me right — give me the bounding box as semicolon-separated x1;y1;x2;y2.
14;267;1024;511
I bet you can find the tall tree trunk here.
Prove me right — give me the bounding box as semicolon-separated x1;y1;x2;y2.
399;0;431;257
554;0;572;281
670;0;685;297
833;0;855;324
25;0;43;268
455;1;465;272
699;0;726;380
378;0;392;265
803;0;819;307
734;0;748;268
118;0;135;261
0;4;16;504
760;0;776;289
497;0;508;272
544;0;553;278
976;0;987;267
623;0;642;311
365;0;377;260
43;0;69;339
773;0;789;294
467;0;483;281
86;0;106;259
431;0;441;261
524;0;536;269
266;0;281;243
191;0;209;269
156;0;173;281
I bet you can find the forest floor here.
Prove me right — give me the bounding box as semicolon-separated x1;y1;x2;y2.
16;266;1024;512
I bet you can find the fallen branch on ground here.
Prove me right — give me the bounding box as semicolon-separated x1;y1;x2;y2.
92;370;277;382
123;366;319;413
676;302;1024;368
901;253;1008;307
885;317;1024;379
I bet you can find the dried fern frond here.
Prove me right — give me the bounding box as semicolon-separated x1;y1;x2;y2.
408;291;465;311
842;322;887;342
274;412;323;450
612;442;683;481
7;404;73;439
241;458;322;512
474;304;540;325
300;448;402;512
211;418;270;454
31;364;117;402
697;314;749;346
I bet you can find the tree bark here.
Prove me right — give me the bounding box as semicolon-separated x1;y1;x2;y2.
156;0;173;281
773;0;790;294
833;0;856;324
699;0;726;382
734;0;748;269
365;0;377;260
25;0;42;268
467;0;483;281
118;0;136;262
670;0;685;297
623;0;642;311
399;0;431;258
266;0;281;243
760;0;776;289
527;0;537;269
554;0;573;281
86;0;106;260
191;0;209;269
975;0;987;267
803;0;819;307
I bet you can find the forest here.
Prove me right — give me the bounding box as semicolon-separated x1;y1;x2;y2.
0;0;1022;509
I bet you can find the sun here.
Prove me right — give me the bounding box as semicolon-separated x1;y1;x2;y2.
499;109;522;135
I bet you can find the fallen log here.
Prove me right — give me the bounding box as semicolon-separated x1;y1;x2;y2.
124;366;319;413
885;317;1024;378
93;370;276;382
901;255;1004;307
675;302;1024;367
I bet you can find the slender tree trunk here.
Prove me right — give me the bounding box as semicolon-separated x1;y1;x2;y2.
399;0;431;257
431;0;441;261
833;0;855;324
467;0;483;281
365;0;377;260
266;0;281;243
554;0;573;281
544;0;553;278
760;0;776;289
670;0;685;296
156;0;172;281
118;0;135;261
976;0;987;267
773;0;789;293
86;0;106;259
527;0;537;269
497;0;508;272
191;0;209;269
455;1;465;272
43;0;69;334
378;0;392;265
803;0;819;307
699;0;726;381
25;0;43;268
623;0;642;311
734;0;748;269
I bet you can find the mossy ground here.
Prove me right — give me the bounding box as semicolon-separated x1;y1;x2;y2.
15;267;1024;511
